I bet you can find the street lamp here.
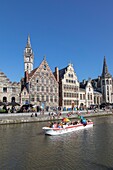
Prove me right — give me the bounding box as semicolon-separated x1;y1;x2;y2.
72;100;74;113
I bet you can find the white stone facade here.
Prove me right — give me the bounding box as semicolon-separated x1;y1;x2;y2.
0;71;21;104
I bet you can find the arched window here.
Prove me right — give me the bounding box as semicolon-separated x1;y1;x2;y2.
11;97;15;102
3;97;7;102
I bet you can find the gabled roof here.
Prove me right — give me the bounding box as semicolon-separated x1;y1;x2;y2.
79;88;85;92
80;79;93;89
59;66;68;79
94;90;102;95
80;81;88;89
28;68;37;80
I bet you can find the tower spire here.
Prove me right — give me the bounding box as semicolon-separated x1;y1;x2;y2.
102;56;111;78
26;34;31;48
24;35;34;73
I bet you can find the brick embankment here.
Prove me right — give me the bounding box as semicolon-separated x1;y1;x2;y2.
0;110;112;125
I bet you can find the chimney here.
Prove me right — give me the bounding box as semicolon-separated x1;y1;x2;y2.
55;67;59;82
83;79;86;84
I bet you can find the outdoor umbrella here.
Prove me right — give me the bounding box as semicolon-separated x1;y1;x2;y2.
62;117;70;122
22;104;33;107
0;101;7;106
7;101;20;106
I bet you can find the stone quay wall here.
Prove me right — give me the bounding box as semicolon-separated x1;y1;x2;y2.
0;110;112;125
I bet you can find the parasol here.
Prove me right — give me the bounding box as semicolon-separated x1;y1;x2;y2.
62;117;70;122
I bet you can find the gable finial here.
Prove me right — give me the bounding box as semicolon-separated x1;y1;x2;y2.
68;60;73;67
43;55;46;61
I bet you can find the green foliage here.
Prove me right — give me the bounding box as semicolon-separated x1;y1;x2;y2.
0;109;7;113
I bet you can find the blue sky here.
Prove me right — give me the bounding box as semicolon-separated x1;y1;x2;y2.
0;0;113;82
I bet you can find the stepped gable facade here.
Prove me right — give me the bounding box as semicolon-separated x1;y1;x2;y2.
0;71;21;104
54;63;102;110
54;63;80;110
20;36;59;111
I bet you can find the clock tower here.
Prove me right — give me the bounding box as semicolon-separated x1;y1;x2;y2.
24;35;34;73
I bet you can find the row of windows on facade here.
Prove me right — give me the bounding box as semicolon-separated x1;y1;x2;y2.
64;93;93;100
30;77;56;84
102;79;112;85
26;95;58;102
3;87;17;93
94;96;101;103
64;100;79;106
30;77;77;85
102;86;112;93
68;73;74;78
64;85;79;91
64;93;79;98
66;79;77;84
2;97;16;102
30;86;58;93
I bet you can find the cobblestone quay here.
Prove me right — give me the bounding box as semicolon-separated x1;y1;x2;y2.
0;110;112;125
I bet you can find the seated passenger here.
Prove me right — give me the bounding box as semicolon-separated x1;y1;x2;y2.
54;122;58;128
57;122;62;128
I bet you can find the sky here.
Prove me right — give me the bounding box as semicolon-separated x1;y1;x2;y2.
0;0;113;82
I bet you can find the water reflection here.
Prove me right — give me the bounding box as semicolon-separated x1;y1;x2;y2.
0;116;113;169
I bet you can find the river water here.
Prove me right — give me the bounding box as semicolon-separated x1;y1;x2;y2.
0;116;113;170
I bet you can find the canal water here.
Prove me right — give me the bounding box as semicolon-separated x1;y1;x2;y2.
0;116;113;170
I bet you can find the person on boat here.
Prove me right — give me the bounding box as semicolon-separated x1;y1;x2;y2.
80;116;87;126
50;122;54;128
86;118;92;122
53;122;57;128
57;122;63;128
72;121;78;125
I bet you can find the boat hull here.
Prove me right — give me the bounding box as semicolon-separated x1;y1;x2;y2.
42;122;93;136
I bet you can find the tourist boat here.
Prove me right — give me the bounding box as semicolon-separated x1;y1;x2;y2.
42;121;93;136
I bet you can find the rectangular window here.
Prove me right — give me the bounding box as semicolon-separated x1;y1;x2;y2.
46;96;49;102
12;87;16;93
50;87;53;92
83;94;85;100
50;96;53;102
37;86;40;91
37;95;39;101
3;87;7;93
54;96;57;102
42;95;44;101
31;95;34;102
41;86;44;92
55;87;57;93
